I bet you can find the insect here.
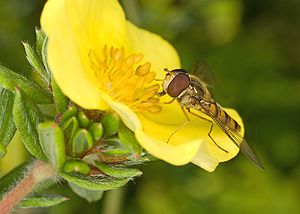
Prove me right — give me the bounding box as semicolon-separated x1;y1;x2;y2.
158;63;264;170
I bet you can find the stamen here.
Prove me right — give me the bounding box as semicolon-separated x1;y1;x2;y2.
89;46;161;113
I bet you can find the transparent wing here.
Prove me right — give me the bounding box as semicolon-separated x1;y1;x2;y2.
190;62;216;89
200;106;264;170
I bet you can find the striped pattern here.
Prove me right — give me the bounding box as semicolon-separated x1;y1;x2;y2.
201;101;241;132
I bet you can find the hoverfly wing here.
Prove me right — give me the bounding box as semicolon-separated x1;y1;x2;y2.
190;62;216;89
200;105;264;170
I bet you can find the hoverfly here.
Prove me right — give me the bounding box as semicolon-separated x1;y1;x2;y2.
158;63;264;170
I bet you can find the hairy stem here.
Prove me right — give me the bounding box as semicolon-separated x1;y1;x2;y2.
0;159;56;214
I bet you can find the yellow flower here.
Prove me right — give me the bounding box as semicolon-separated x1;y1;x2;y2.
41;0;243;172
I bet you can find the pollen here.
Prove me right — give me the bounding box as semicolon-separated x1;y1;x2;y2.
89;46;161;113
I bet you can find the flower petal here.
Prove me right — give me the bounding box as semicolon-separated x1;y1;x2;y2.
64;0;127;49
191;108;244;168
41;0;127;110
135;129;202;166
125;21;181;79
137;105;243;169
100;94;142;132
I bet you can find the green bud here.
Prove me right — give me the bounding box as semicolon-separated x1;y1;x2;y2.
0;143;7;158
101;113;120;137
77;111;90;128
71;129;94;157
38;121;66;170
61;117;79;144
88;122;103;142
60;106;78;125
64;160;90;175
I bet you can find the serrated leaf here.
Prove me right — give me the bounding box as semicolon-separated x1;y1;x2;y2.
51;77;69;114
118;122;142;157
0;89;16;155
60;172;130;191
38;122;65;170
41;35;51;76
13;89;46;160
18;194;69;208
94;161;142;178
22;42;48;84
68;183;103;203
0;65;52;104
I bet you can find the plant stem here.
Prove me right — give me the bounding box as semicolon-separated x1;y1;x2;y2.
102;187;125;214
0;159;56;214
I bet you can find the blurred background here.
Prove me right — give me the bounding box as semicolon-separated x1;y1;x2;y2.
0;0;299;213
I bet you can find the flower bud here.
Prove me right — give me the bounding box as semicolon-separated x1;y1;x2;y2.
101;113;120;137
77;111;90;128
71;129;94;157
64;159;90;175
60;106;78;125
88;122;103;142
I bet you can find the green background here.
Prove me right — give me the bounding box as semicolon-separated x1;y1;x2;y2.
0;0;299;213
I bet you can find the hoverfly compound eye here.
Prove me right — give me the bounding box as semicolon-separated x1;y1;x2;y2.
167;73;190;97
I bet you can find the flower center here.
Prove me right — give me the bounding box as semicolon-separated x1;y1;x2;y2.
89;46;161;113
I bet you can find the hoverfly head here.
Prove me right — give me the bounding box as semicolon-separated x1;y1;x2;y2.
162;68;190;98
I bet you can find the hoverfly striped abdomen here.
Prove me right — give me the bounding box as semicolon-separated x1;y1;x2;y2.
201;101;241;132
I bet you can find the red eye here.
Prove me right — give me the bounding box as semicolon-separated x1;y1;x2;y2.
167;73;190;97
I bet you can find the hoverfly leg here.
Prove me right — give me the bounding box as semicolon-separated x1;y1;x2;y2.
166;107;190;143
187;110;228;153
207;123;228;153
161;98;176;104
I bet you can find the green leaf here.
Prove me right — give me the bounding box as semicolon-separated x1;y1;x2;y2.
51;77;69;114
60;172;130;191
68;183;103;203
63;160;90;175
0;89;16;156
22;42;48;84
101;113;120;137
18;194;69;208
35;28;46;56
41;33;51;76
94;161;142;178
38;122;66;170
118;122;143;158
0;143;6;158
13;89;46;160
0;65;52;104
102;137;131;156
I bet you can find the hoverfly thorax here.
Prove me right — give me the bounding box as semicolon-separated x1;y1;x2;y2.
162;68;190;98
